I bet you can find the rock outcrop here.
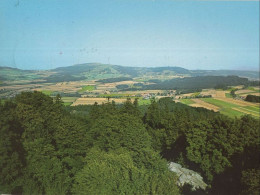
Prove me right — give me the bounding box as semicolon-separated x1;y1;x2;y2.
169;162;207;191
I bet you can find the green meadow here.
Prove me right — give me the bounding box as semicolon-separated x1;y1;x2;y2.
138;98;151;105
78;85;95;92
41;90;53;96
180;99;195;105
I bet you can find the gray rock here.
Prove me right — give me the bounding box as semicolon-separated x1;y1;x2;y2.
169;162;207;191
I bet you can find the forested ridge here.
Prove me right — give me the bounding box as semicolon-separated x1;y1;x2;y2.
119;76;256;94
0;91;259;194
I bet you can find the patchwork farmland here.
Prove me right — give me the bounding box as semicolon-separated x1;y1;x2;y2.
178;87;260;118
1;72;259;119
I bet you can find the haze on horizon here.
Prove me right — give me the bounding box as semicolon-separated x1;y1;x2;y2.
0;0;259;71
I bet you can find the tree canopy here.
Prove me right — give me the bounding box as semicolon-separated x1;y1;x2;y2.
0;91;259;194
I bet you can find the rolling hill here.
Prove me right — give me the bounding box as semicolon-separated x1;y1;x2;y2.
0;63;259;84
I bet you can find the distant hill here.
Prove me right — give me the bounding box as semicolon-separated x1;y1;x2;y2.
52;63;190;78
190;70;259;80
0;66;40;81
0;63;259;83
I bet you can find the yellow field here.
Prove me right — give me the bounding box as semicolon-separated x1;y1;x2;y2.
199;89;229;98
215;91;228;98
123;90;165;94
72;98;128;106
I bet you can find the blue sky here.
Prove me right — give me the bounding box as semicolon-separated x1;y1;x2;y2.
0;0;259;70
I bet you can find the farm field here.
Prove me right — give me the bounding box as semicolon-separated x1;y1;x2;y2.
72;97;128;106
41;90;53;96
61;97;79;106
179;99;195;105
234;87;260;98
189;99;219;112
202;98;259;118
225;93;233;98
1;73;259;118
78;85;96;92
214;97;259;107
179;91;260;118
200;89;229;98
71;97;151;106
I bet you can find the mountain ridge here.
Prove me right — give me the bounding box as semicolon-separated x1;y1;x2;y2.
0;63;259;82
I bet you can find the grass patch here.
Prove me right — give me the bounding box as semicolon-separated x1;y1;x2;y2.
191;92;200;97
225;93;233;98
203;98;239;108
246;87;256;91
41;90;52;96
98;94;134;98
237;107;259;116
227;87;237;92
0;99;6;104
78;85;95;92
244;106;260;112
138;98;151;105
63;102;72;106
61;97;78;102
180;99;195;105
61;97;78;106
220;108;245;118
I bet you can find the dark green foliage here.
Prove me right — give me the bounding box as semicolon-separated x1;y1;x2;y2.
0;101;25;193
245;94;260;103
87;113;151;153
133;82;144;87
248;80;260;86
97;77;133;83
147;66;190;74
185;117;239;181
116;84;129;89
143;76;249;90
214;83;229;90
0;92;259;194
148;79;162;83
0;91;89;194
142;97;259;194
230;88;237;97
45;74;85;83
241;169;260;195
191;69;260;80
72;149;180;195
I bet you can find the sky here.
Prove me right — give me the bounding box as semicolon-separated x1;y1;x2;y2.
0;0;259;70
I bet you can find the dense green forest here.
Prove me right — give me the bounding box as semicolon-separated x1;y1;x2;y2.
140;76;250;91
0;91;259;194
119;76;255;93
97;77;133;83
